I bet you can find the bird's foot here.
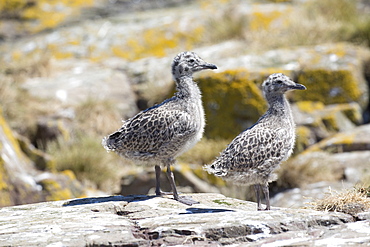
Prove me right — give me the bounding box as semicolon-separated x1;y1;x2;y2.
175;196;199;206
257;206;270;211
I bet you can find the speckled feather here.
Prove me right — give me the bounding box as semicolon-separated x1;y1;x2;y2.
205;73;306;186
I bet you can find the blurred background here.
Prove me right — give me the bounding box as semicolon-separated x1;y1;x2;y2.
0;0;370;208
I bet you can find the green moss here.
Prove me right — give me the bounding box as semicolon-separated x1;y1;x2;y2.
198;69;267;139
293;69;364;106
213;199;232;206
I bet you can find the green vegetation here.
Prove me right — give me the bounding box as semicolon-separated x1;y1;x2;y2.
213;199;232;206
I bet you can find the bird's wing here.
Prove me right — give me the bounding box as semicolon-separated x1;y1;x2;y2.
104;105;197;154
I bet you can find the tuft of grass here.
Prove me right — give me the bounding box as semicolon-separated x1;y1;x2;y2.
46;135;122;191
309;187;370;215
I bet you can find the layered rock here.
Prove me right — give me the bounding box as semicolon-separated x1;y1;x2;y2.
0;193;368;246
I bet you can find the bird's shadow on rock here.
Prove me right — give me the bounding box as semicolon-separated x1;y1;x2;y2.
179;207;235;214
62;194;155;207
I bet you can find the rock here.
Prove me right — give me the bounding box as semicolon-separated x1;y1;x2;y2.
270;181;355;209
278;150;370;188
0;108;85;207
291;101;362;152
22;59;138;117
1;193;369;246
16;133;55;171
32;116;71;150
306;123;370;153
276;124;370;193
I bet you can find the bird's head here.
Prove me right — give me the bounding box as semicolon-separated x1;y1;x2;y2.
262;73;306;96
171;51;217;80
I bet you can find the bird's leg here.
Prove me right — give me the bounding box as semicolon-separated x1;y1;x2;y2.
165;162;199;206
262;183;271;210
155;165;172;196
254;184;263;211
155;165;162;196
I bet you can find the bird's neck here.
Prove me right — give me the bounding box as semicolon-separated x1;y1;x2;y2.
175;76;201;99
266;93;292;119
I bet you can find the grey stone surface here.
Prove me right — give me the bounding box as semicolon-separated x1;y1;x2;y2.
1;193;369;246
22;59;138;116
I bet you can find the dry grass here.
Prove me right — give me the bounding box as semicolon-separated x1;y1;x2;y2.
309;187;370;215
74;98;123;137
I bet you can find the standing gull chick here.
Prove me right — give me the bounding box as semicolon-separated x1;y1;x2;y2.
204;73;306;210
102;51;217;205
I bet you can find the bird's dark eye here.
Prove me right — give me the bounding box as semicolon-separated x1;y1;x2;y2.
189;59;195;63
276;80;283;84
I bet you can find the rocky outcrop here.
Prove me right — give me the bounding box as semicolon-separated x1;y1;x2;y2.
0;193;369;246
275;124;370;202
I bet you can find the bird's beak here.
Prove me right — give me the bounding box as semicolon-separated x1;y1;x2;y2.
291;83;306;90
201;63;217;70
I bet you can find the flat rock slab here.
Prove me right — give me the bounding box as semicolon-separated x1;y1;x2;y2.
0;193;369;246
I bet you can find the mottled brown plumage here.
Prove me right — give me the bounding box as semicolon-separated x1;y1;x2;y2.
103;51;217;205
204;73;306;210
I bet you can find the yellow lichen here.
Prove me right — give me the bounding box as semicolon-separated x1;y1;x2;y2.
61;170;77;180
198;69;267;139
39;179;73;201
296;101;325;113
2;0;95;34
249;9;284;31
293;69;363;106
112;24;204;61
